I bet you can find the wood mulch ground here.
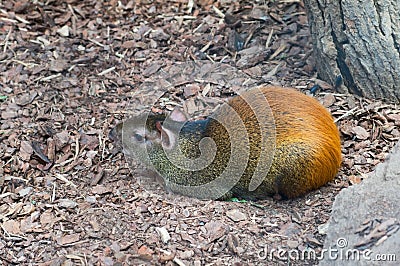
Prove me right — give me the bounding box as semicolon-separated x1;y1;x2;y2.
1;0;399;265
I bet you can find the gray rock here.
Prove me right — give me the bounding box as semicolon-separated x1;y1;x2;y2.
226;209;247;222
320;141;400;266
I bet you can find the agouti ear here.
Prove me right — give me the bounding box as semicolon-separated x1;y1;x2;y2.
169;107;188;122
155;121;176;150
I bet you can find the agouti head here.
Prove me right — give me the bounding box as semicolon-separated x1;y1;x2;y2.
112;108;242;199
110;86;341;200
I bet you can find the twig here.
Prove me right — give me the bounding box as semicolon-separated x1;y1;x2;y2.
68;4;78;20
11;59;37;68
0;17;18;23
193;22;204;33
180;215;208;221
98;66;116;76
200;40;212;53
54;173;77;188
2;27;12;53
1;225;28;240
334;107;358;123
244;26;258;48
88;38;104;47
73;136;79;161
205;54;215;63
0;192;15;198
187;0;194;13
60;239;90;247
266;29;274;48
15;15;29;24
38;73;62;82
269;43;287;60
212;5;225;18
51;183;56;202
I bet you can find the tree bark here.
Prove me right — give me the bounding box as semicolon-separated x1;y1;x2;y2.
303;0;400;102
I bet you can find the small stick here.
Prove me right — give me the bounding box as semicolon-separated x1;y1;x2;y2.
334;107;358;123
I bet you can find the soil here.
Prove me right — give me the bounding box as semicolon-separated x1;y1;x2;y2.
1;0;399;265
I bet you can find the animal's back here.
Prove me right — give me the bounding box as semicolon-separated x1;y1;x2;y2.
227;86;341;199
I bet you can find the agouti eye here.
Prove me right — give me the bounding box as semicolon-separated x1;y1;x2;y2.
133;133;144;142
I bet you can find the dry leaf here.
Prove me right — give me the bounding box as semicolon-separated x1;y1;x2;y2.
56;233;80;246
92;185;112;195
54;131;71;150
2;220;21;235
137;245;154;260
205;221;228;242
19;141;33;161
352;126;370;140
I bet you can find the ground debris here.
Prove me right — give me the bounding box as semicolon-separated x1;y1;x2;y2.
0;0;399;265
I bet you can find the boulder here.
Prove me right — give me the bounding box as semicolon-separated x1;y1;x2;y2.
320;142;400;265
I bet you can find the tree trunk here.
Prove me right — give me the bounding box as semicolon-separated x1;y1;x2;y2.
303;0;400;102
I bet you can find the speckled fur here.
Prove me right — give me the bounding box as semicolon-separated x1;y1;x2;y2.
116;86;341;200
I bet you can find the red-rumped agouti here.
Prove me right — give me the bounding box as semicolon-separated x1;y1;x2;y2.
110;86;341;200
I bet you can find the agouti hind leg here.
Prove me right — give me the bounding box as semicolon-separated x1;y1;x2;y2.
273;143;317;199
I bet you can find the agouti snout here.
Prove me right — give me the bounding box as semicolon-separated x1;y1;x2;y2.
111;86;341;200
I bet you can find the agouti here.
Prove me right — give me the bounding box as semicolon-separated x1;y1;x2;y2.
110;86;341;200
